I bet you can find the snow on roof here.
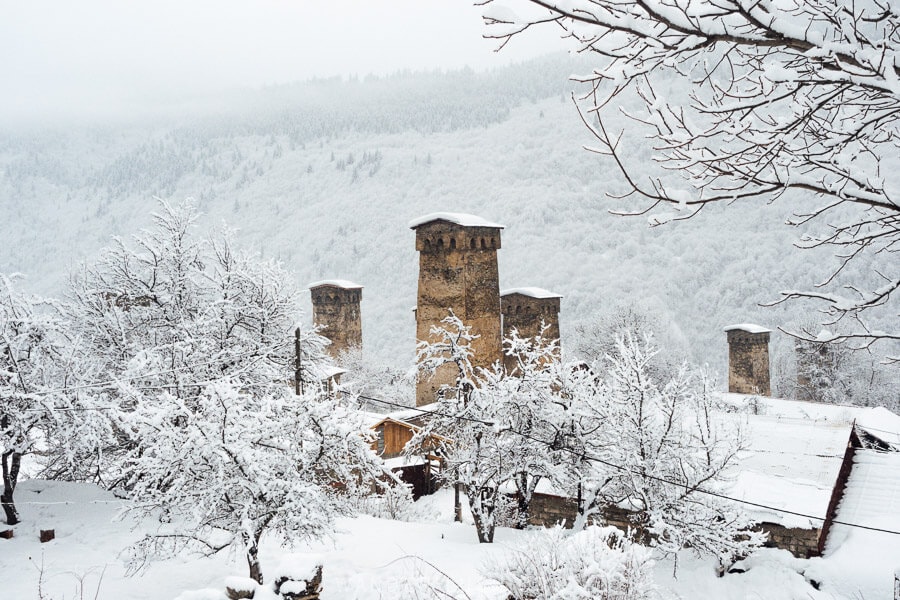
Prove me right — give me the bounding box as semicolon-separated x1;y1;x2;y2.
833;450;900;534
320;365;348;378
724;395;900;529
501;287;564;299
724;323;772;334
308;279;363;290
822;449;900;596
856;408;900;447
384;405;439;424
383;455;429;469
358;411;390;428
731;418;847;528
408;212;504;229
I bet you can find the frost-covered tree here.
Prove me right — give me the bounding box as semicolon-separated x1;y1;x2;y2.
0;274;67;524
414;315;760;557
571;302;691;380
62;200;388;583
121;381;384;585
791;335;900;409
334;347;415;411
499;328;571;528
573;334;763;563
412;313;505;541
483;0;900;356
61;200;329;479
412;316;569;539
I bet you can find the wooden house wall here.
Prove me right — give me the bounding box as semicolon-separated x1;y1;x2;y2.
377;421;415;458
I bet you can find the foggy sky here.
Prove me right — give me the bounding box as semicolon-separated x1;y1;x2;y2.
1;0;560;122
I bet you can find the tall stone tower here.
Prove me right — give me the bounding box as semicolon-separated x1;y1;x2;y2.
725;324;771;396
501;287;563;375
309;280;363;359
410;213;503;406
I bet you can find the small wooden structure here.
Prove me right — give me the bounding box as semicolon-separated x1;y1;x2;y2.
369;415;449;499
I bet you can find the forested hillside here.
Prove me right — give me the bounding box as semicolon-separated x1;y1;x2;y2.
0;54;892;398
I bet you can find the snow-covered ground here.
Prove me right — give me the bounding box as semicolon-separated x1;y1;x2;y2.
1;479;896;599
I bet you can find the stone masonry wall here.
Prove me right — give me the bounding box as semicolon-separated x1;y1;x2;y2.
414;221;502;406
758;522;821;558
310;286;362;358
526;492;819;558
727;330;771;396
501;293;561;374
526;491;579;527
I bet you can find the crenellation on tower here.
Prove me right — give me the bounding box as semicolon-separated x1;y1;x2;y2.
309;280;363;359
410;213;504;406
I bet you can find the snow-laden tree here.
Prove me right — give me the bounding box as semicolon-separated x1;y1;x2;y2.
573;334;764;564
61;200;329;481
411;312;506;542
61;200;389;583
0;274;67;524
412;316;570;540
791;335;900;409
482;0;900;356
500;328;571;528
571;302;692;380
121;381;384;585
333;347;415;411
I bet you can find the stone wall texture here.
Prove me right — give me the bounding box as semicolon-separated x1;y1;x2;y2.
414;220;502;406
501;293;561;374
310;286;362;358
525;492;819;558
727;330;771;396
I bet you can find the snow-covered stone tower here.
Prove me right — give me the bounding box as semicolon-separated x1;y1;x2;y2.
309;280;363;359
410;213;503;407
725;323;771;396
501;287;563;374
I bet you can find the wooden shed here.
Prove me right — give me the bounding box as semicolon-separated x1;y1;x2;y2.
369;416;450;500
369;416;449;459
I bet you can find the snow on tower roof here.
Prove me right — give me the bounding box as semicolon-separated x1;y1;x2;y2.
408;212;504;229
308;279;364;290
723;323;772;334
501;287;564;299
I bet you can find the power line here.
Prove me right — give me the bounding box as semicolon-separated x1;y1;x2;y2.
11;377;900;536
357;393;900;537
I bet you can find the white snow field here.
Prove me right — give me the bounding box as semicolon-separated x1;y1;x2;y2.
1;473;897;599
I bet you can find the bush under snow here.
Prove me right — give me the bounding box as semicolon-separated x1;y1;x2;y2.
486;525;655;600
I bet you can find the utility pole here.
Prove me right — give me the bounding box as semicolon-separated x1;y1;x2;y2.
294;327;304;395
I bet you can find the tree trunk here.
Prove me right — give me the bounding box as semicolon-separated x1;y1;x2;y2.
244;530;263;585
2;451;21;526
469;489;495;543
471;508;495;543
515;473;530;530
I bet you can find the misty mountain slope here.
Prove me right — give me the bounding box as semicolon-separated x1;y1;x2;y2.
0;60;857;381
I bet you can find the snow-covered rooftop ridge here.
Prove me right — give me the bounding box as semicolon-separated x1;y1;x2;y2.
501;287;563;299
717;393;900;529
320;365;348;378
308;279;363;290
856;407;900;446
408;212;504;229
723;323;772;334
